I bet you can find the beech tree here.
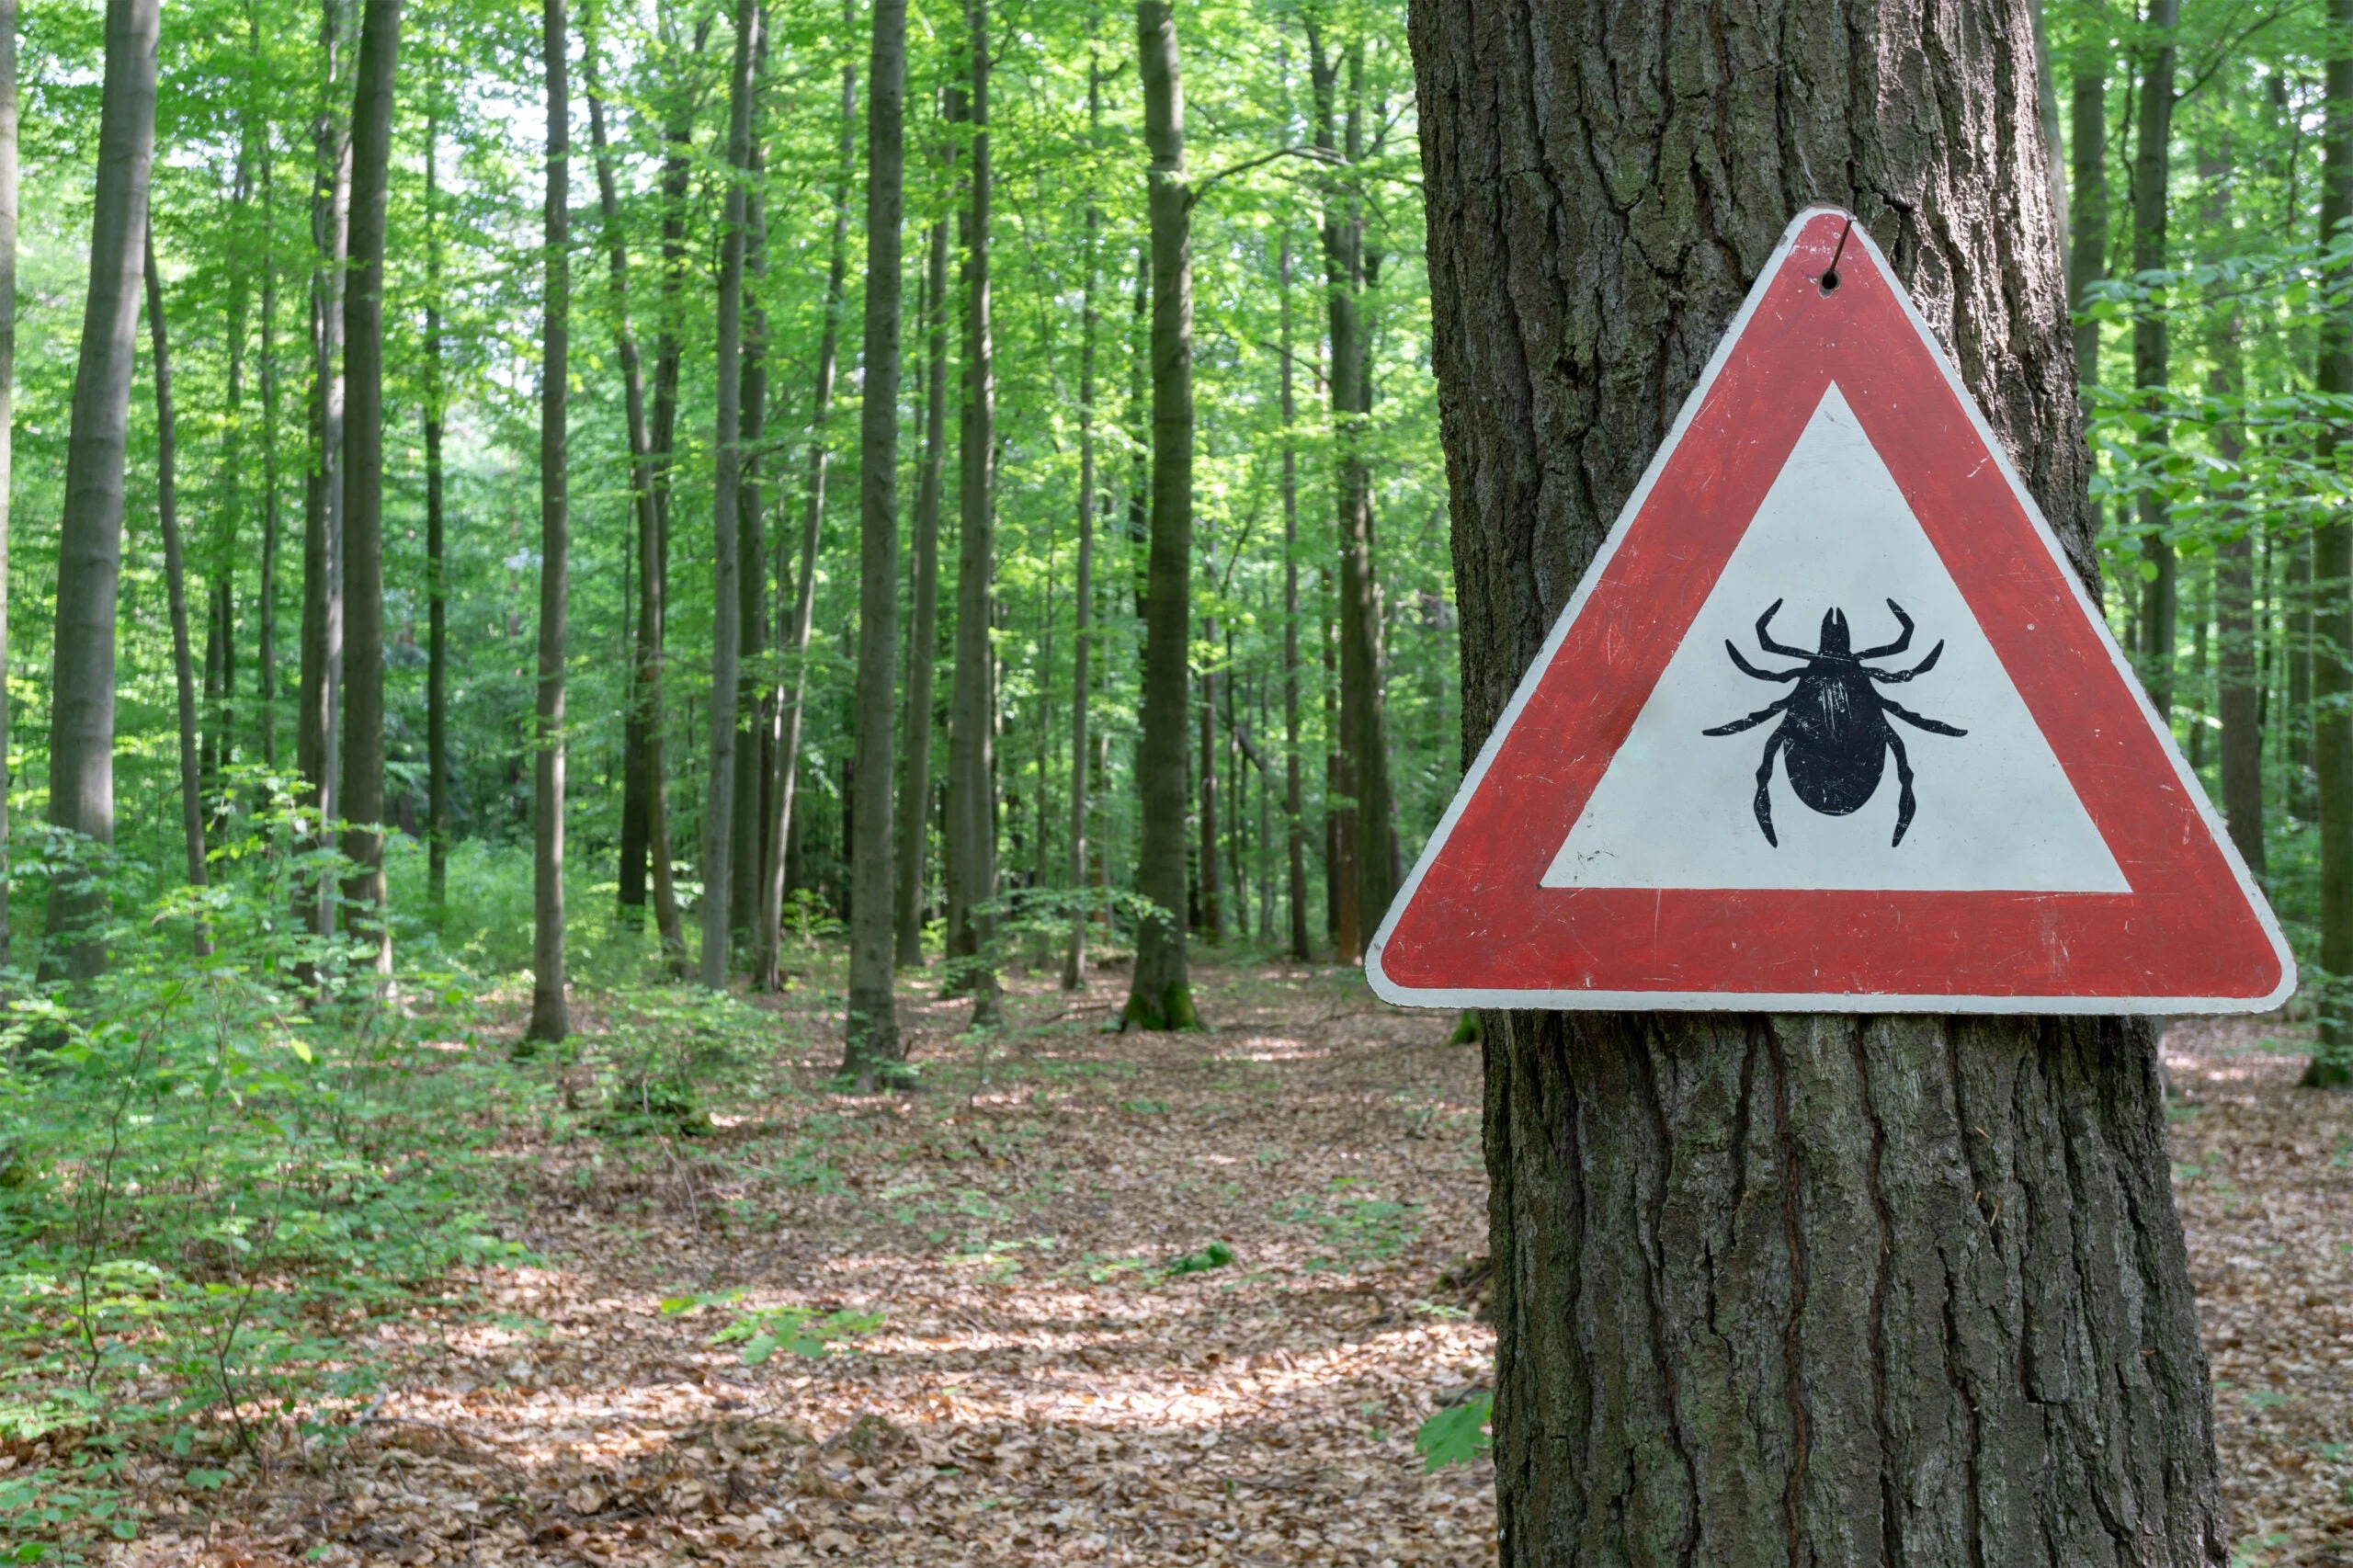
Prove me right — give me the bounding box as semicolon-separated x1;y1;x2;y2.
1410;1;2225;1560
42;0;161;979
1121;0;1195;1030
528;0;569;1042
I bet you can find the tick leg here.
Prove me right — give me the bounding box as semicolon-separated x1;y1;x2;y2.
1856;598;1916;659
1704;697;1795;736
1726;642;1804;682
1869;640;1945;683
1753;730;1786;847
1755;599;1809;658
1887;728;1917;846
1882;697;1967;736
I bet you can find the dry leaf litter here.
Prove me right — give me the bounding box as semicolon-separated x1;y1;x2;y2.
76;971;2353;1564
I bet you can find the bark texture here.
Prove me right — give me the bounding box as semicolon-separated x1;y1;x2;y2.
895;187;949;968
947;1;1003;1028
42;0;158;977
842;0;904;1082
1121;0;1195;1031
527;0;567;1041
2131;0;2178;714
1408;2;2225;1562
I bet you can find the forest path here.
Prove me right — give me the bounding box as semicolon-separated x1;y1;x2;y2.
108;971;2353;1566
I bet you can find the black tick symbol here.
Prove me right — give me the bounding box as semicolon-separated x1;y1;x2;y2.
1702;598;1967;847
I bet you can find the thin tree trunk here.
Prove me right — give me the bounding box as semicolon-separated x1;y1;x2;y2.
1122;0;1195;1030
0;0;17;967
424;110;447;909
1411;2;2226;1560
948;0;1003;1028
2067;4;2107;388
2313;0;2353;1081
2132;0;2178;715
1279;233;1307;962
144;221;209;954
762;32;856;987
41;0;159;980
842;0;905;1083
526;0;567;1041
699;0;758;989
295;0;350;949
1198;630;1219;943
585;52;686;971
256;142;279;776
338;0;400;980
1063;54;1100;991
895;165;948;968
2204;138;2264;881
732;155;770;959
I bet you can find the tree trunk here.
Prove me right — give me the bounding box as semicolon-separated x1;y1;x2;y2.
1279;233;1308;962
1311;30;1393;959
2203;141;2264;881
2131;0;2177;716
0;0;17;967
585;50;686;972
527;0;567;1041
256;145;279;776
144;220;209;953
895;163;949;968
842;0;905;1084
948;0;1003;1028
41;0;158;980
763;34;856;987
1198;633;1220;943
296;0;350;948
424;113;447;909
699;0;758;990
2313;0;2353;1079
1122;0;1196;1030
339;0;399;981
1409;3;2227;1562
2067;3;2107;386
732;160;770;960
1063;55;1100;991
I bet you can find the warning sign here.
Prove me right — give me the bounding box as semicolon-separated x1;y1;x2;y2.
1368;208;2291;1014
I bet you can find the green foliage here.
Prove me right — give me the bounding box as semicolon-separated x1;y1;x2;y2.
1414;1390;1492;1472
1163;1240;1234;1274
659;1290;886;1365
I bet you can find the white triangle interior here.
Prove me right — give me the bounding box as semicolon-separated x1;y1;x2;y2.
1543;383;2130;893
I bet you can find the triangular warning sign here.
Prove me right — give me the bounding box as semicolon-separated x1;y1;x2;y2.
1369;208;2292;1015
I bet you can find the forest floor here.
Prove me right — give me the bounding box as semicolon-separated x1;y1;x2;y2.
83;959;2353;1567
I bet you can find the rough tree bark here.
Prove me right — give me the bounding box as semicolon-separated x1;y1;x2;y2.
527;0;567;1041
144;220;209;954
699;0;759;990
338;0;399;980
585;47;685;971
895;139;949;969
2204;138;2264;881
2132;0;2178;715
42;0;158;979
1121;0;1196;1031
1409;3;2228;1562
947;0;1002;1028
841;0;904;1084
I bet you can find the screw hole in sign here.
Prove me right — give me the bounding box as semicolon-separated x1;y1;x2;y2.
1820;217;1853;293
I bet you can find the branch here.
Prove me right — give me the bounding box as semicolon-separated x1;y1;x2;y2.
1187;144;1342;209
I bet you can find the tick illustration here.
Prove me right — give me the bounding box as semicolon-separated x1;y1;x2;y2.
1702;598;1967;847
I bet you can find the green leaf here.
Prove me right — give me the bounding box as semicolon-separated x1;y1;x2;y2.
186;1469;233;1492
1415;1392;1493;1472
739;1332;780;1366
